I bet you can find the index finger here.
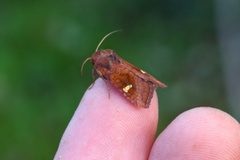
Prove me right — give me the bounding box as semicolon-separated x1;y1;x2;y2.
54;78;159;160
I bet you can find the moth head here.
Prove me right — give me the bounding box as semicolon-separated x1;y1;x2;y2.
81;30;121;75
91;49;120;72
92;49;119;63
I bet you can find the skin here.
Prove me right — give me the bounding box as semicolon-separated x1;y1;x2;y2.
54;78;240;160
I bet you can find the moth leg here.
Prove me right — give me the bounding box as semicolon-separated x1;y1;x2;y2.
88;69;98;90
103;79;111;98
89;68;111;98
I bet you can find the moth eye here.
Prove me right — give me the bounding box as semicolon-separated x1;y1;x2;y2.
91;57;96;65
105;64;111;70
101;63;111;70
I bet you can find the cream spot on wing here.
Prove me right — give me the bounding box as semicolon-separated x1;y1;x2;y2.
140;70;146;74
123;84;133;93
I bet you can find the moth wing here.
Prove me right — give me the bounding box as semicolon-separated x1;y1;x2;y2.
108;66;155;108
120;59;167;88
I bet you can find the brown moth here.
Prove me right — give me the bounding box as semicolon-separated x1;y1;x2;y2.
81;31;166;108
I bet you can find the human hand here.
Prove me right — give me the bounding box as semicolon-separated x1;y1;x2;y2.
54;78;240;160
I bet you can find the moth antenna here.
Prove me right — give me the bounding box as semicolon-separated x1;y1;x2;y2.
95;29;122;52
81;57;92;75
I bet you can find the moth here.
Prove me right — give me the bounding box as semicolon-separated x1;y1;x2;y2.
81;30;166;108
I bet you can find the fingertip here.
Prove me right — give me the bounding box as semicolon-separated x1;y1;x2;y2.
149;107;240;160
55;78;159;159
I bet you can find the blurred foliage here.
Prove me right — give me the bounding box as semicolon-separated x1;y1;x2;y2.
0;0;231;159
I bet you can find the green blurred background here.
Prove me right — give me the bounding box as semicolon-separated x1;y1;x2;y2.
1;0;240;159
